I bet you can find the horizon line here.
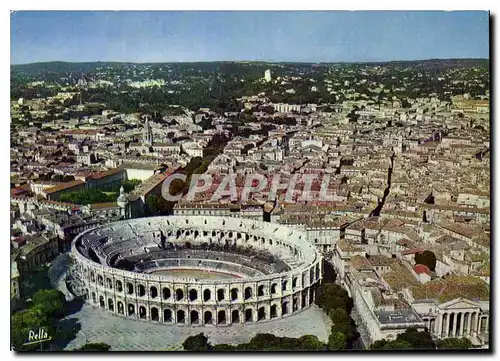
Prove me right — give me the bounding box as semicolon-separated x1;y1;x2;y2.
10;57;490;67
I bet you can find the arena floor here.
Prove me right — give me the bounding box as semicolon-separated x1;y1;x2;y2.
148;268;242;280
60;303;333;351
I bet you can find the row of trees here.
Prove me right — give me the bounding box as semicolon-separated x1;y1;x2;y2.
369;328;473;350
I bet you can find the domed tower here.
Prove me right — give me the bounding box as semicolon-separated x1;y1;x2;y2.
117;186;129;219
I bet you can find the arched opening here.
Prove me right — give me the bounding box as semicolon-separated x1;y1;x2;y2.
282;280;288;292
91;292;96;303
282;301;288;315
116;280;123;292
258;307;266;321
163;287;171;300
310;269;314;283
217;289;225;301
108;299;114;311
315;264;320;279
139;306;146;319
217;310;226;325
309;287;315;304
99;296;105;308
292;277;297;288
150;286;158;298
128;304;135;316
98;275;103;285
203;289;211;302
151;307;159;321
230;288;238;301
189;289;198;301
231;310;240;324
138;284;146;297
245;309;253;322
258;285;265;297
293;297;298;312
106;278;113;289
271;283;277;294
244;287;252;300
117;301;124;314
270;304;277;318
191;310;199;324
177;310;185;324
164;309;172;322
127;282;134;295
176;289;184;301
204;311;213;325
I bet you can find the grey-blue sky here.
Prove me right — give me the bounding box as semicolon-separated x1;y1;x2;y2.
10;11;489;64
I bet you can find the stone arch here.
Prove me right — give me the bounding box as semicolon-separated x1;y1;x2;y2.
230;288;238;301
163;287;171;300
177;310;186;324
292;277;297;288
258;285;265;297
271;283;278;294
128;303;135;316
91;292;96;303
191;310;200;324
204;311;213;325
281;301;289;315
127;282;134;294
189;289;198;301
282;280;288;292
99;295;105;308
244;286;253;300
270;304;277;318
108;298;114;311
231;310;240;324
164;309;173;322
150;286;158;298
245;308;253;322
176;288;184;301
117;301;124;314
138;284;146;297
116;280;123;292
151;307;159;321
217;310;226;325
258;306;266;321
217;289;225;301
106;277;113;289
203;289;211;302
97;274;103;285
139;305;147;319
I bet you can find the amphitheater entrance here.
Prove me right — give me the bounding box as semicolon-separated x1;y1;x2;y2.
190;310;200;324
270;304;277;319
189;289;198;301
217;310;226;325
177;310;186;324
164;309;172;322
203;289;211;302
128;304;135;316
139;306;147;319
151;307;159;321
245;309;253;322
117;302;124;315
281;301;288;316
108;299;114;312
204;311;213;325
231;310;240;324
99;296;105;308
258;307;266;321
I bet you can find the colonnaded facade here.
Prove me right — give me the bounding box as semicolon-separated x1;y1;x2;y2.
69;216;323;326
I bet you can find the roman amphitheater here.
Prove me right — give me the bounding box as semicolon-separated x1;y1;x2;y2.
69;216;323;326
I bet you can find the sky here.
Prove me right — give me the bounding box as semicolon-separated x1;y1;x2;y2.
10;11;489;64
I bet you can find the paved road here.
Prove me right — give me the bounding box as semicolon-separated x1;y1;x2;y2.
61;303;332;351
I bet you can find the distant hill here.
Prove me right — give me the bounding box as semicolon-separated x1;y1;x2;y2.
11;58;489;75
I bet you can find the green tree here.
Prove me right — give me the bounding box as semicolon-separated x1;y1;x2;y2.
317;282;354;314
369;339;389;349
182;333;211;351
437;337;473;349
31;289;66;319
212;344;237;351
296;335;326;351
11;308;53;351
72;343;111;351
396;328;435;349
383;340;413;350
327;331;347;350
121;179;142;193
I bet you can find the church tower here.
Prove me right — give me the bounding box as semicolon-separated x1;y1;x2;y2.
143;115;153;146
